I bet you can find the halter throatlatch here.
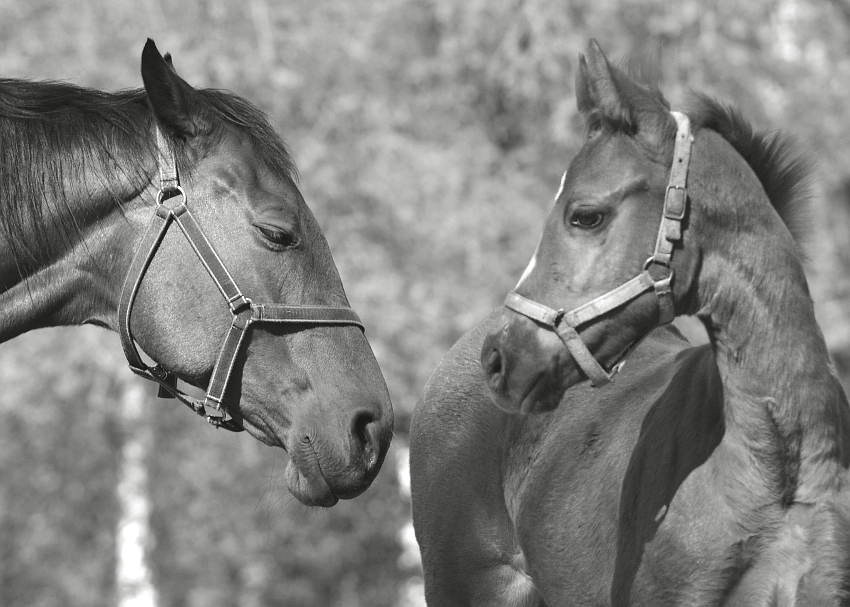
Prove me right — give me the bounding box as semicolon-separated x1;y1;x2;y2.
118;127;365;431
504;111;694;387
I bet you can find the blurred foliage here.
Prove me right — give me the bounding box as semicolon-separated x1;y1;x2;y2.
2;0;850;605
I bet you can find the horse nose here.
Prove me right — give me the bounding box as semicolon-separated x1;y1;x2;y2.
482;327;509;395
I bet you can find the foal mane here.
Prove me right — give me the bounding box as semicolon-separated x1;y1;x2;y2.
602;59;812;254
0;78;296;267
685;93;812;254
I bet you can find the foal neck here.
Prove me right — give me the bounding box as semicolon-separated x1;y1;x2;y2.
690;133;850;502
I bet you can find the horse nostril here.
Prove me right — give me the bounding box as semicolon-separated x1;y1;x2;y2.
481;332;507;393
351;410;379;471
487;349;502;375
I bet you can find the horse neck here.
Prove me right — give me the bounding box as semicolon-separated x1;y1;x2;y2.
0;99;156;343
691;153;849;502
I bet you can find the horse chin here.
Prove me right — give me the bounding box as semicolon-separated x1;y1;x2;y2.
521;374;577;414
284;451;339;508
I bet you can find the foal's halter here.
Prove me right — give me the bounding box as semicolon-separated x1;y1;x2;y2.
504;112;694;387
118;128;365;431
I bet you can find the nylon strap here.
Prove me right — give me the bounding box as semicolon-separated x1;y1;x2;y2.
118;200;177;375
156;128;180;193
503;111;693;387
556;323;611;387
652;111;693;269
564;272;656;328
504;291;611;386
252;303;363;325
117;126;364;431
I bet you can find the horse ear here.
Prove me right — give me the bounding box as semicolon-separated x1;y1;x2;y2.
574;39;634;129
576;53;593;115
141;39;198;139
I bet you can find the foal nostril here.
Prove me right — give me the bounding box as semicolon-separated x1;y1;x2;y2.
351;410;379;472
481;332;507;393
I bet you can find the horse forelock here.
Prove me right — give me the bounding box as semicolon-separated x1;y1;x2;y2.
0;79;298;268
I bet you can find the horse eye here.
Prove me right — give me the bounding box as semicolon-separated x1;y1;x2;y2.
569;210;605;230
586;112;604;139
255;224;298;249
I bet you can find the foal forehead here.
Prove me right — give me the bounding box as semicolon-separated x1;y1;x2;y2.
562;134;658;196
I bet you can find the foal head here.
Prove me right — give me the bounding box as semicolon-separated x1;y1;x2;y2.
481;40;807;414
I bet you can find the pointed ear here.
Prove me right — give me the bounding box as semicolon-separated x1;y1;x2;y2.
575;53;593;115
574;39;634;129
141;39;198;139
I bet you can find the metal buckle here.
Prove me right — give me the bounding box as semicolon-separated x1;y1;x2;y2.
643;255;669;271
644;256;674;285
553;309;566;326
228;294;252;315
664;185;687;220
155;184;187;207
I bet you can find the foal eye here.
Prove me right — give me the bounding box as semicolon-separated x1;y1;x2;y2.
569;210;605;230
586;112;604;139
255;224;298;249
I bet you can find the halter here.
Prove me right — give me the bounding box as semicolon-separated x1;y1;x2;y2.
117;127;365;431
504;112;694;387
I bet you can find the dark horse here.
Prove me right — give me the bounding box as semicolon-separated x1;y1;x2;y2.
0;40;392;507
411;41;850;605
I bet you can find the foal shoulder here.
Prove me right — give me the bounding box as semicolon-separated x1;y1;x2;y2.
411;312;542;606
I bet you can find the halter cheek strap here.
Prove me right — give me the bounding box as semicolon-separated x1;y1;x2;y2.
504;111;694;387
117;127;365;431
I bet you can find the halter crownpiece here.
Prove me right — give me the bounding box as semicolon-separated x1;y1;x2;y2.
504;111;694;387
117;126;365;431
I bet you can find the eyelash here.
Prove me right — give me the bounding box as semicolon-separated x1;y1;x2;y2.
256;224;298;249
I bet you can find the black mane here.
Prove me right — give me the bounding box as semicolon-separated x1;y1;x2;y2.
0;78;297;267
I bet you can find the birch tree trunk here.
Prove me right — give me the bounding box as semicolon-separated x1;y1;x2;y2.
116;381;159;607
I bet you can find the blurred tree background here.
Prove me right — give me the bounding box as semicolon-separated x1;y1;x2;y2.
1;0;850;605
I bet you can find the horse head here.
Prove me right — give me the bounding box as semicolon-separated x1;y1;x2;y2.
121;41;394;505
480;39;775;414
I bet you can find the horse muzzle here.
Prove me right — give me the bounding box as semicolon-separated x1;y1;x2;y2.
481;309;575;414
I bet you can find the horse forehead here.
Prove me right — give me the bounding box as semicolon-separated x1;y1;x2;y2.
204;131;262;174
199;142;301;207
565;135;652;191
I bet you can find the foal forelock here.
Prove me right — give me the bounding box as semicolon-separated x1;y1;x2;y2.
0;79;297;269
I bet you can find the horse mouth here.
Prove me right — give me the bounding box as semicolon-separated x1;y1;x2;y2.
518;374;561;414
283;459;337;507
239;415;338;507
284;442;338;507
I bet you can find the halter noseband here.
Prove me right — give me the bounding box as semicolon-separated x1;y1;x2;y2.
504;111;694;387
117;127;365;431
